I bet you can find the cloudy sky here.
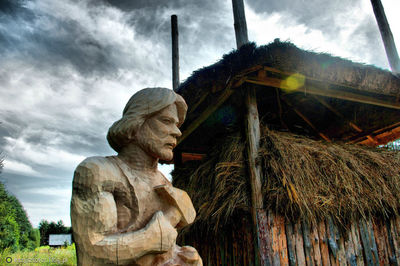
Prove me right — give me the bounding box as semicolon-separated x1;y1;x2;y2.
0;0;399;227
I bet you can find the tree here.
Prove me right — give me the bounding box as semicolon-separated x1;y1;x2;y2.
38;220;49;246
39;219;71;246
0;158;39;251
6;194;33;247
0;195;20;252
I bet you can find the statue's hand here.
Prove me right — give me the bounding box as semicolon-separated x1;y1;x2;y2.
148;211;177;252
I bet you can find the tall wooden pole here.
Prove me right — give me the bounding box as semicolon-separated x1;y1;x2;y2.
171;15;180;91
231;0;270;264
370;0;400;74
232;0;249;48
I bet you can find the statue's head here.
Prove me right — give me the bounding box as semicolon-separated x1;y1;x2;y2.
107;87;187;161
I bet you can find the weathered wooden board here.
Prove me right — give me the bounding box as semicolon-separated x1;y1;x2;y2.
302;221;315;266
351;222;365;266
344;226;357;266
178;211;400;266
394;217;400;264
271;212;281;265
326;219;339;265
294;221;306;266
359;219;380;266
276;215;289;266
286;222;298;266
258;210;273;265
317;221;331;266
367;219;380;265
372;218;389;265
388;218;400;265
310;223;323;266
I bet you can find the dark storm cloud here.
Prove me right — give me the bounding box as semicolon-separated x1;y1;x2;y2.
101;0;215;12
98;0;233;52
52;128;112;157
1;107;112;164
102;0;169;10
0;0;28;14
0;2;116;77
31;20;115;75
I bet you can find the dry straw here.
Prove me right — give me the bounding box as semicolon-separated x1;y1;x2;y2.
173;126;400;232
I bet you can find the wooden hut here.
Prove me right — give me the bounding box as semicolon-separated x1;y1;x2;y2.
172;40;400;265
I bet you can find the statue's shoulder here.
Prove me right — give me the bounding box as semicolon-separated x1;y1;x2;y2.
75;156;115;171
73;156;119;184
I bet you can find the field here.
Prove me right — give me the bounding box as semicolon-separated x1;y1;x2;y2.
0;244;76;265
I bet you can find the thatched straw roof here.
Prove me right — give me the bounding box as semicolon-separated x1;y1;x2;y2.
173;127;400;232
175;41;400;155
178;41;400;101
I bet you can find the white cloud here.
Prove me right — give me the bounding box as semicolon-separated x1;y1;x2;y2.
24;187;72;198
24;202;72;227
3;159;40;176
246;3;381;67
3;136;85;172
159;163;174;181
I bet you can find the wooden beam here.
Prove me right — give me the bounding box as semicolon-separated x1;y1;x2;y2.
181;152;205;163
276;88;288;130
314;96;363;132
177;88;234;145
232;0;269;264
312;96;378;144
189;93;208;114
171;15;180;91
177;75;247;147
282;97;331;142
245;85;265;207
220;64;398;99
348;121;400;144
359;126;400;146
232;0;263;212
370;0;400;74
262;66;382;92
245;76;400;110
232;0;248;49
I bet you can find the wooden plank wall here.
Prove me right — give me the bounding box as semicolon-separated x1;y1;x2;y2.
179;216;256;265
180;214;400;265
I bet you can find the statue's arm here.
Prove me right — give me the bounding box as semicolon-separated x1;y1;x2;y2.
71;158;177;264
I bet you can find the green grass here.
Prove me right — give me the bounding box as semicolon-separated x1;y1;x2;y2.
0;244;76;265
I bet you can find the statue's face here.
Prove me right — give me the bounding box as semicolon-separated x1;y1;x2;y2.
136;104;182;161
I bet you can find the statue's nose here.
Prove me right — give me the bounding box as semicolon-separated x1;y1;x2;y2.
171;125;182;138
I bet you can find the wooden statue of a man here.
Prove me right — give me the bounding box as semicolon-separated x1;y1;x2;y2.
71;88;202;265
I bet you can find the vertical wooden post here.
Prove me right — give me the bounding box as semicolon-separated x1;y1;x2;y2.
370;0;400;74
232;0;270;264
244;86;264;215
232;0;249;48
171;15;180;91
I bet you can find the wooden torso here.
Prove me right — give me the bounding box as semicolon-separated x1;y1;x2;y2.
111;156;171;232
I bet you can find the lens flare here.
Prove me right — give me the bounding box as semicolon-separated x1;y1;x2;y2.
281;73;305;92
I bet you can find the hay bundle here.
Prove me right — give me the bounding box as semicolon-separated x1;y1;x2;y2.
173;127;400;231
173;135;249;232
261;128;400;226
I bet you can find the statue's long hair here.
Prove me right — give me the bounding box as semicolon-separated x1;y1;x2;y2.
107;87;187;153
